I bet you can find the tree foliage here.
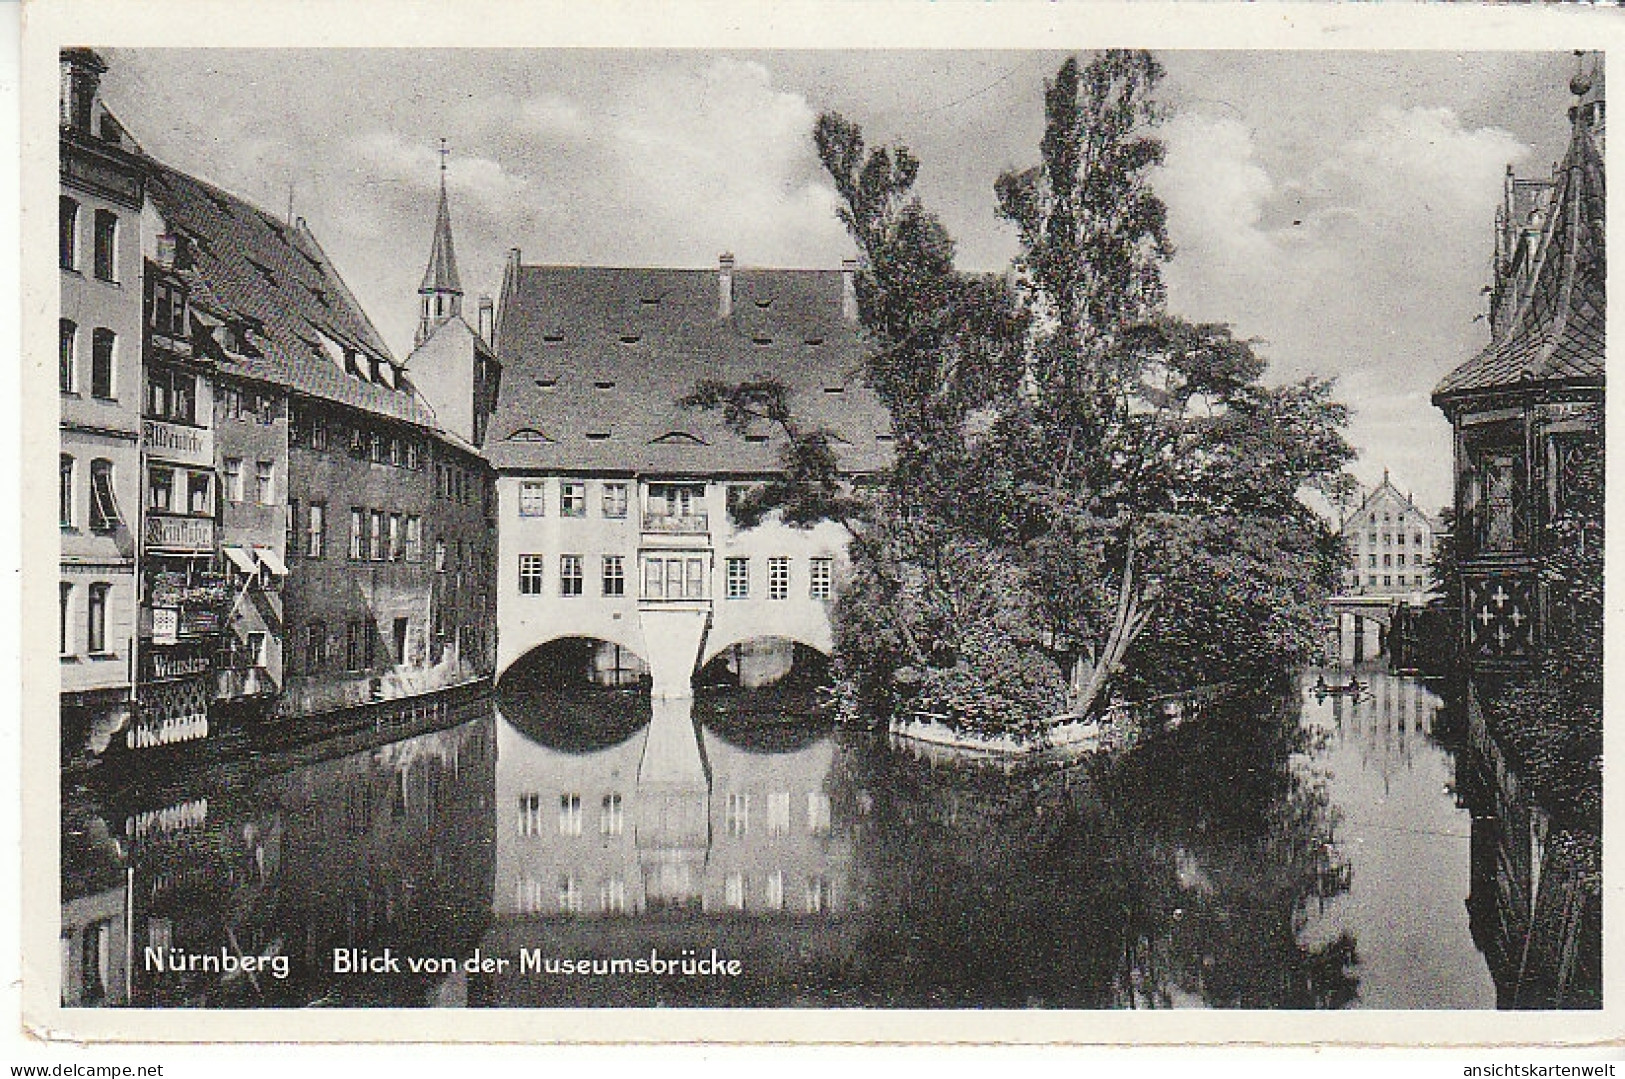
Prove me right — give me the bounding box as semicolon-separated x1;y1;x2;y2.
688;51;1355;730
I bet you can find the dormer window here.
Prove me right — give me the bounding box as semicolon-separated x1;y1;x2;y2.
593;380;616;391
149;279;188;338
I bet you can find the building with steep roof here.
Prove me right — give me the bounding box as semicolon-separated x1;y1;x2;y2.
1432;54;1604;670
490;252;890;694
1338;471;1439;598
60;48;147;756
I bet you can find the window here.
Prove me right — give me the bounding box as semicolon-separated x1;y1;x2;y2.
561;482;585;517
766;870;785;912
255;461;274;505
59;584;71;656
311;417;328;452
810;558;833;600
726;793;749;838
246;631;267;668
86;583;108;654
388;513;402;561
368;431;385;464
725;873;746;911
148;466;174;513
59;456;74;528
517;794;543;837
369;510;385;561
602;555;625;596
1415;531;1425;547
146;366;197;422
643;557;663;599
81;920;112;1004
92;210;117;282
518;481;545;517
558;875;582;914
306;503;326;558
602;482;628;518
60;196;78;270
89;460;116;531
1397;554;1406;568
726;557;749;599
59;320;76;393
558;793;583;836
187;471;211;516
150;279;187;338
1367;575;1376;587
767;792;790;837
807;791;831;835
686;558;705;598
1397;532;1406;547
405;440;420;470
435;538;447;572
518;554;544;595
393;617;409;663
560;555;583;596
768;557;790;600
1382;554;1392;568
346;620;367;670
90;329;115;399
1367;554;1376;569
304;622;326;672
601;793;623;837
223;458;243;503
1383;576;1392;588
388;437;402;467
349;508;363;560
404;516;421;562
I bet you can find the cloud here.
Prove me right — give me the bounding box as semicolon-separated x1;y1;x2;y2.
1156;105;1531;508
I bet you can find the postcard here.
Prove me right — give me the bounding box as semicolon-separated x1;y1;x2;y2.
20;0;1622;1048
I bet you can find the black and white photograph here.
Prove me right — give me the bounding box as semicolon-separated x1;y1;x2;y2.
27;4;1613;1047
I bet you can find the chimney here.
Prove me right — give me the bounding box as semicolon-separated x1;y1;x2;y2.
60;49;107;134
840;257;859;322
478;294;495;343
508;247;521;272
718;252;735;318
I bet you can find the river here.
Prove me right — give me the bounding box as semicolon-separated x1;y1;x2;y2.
60;670;1498;1008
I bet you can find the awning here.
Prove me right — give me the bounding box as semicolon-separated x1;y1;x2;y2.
253;546;289;577
221;546;258;574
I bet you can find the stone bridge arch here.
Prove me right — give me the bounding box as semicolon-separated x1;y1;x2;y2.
496;630;652;690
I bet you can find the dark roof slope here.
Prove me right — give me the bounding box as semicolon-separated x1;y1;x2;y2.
146;163;436;428
1434;116;1605;401
488;264;893;475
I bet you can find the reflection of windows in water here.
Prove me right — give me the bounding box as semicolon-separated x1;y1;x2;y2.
726;873;746;911
516;876;545;914
600;793;623;837
517;793;543;836
558;793;582;836
806;876;831;914
766;870;785;911
601;876;627;914
726;793;749;837
558;875;582;914
807;791;831;835
767;792;790;837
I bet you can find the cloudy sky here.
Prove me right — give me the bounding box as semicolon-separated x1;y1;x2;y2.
99;49;1577;514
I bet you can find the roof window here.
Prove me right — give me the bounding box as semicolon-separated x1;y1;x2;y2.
752;336;773;346
745;433;768;444
507;428;552;442
618;334;641;345
586;432;611;441
804;336;825;346
536;377;559;390
542;332;566;343
593;380;616;390
823;386;846;395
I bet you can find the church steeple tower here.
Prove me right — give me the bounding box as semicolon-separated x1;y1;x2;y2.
417;139;464;347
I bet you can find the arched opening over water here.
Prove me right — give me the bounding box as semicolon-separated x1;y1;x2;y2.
496;637;652;753
694;637;834;749
696;637;831;691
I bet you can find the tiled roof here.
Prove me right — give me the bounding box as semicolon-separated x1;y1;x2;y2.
1435;117;1606;401
145;163;438;428
488;264;894;475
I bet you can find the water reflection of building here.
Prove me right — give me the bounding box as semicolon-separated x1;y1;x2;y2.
96;715;495;1006
482;696;856;1004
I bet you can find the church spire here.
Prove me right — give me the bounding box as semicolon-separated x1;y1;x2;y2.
417;139;464;347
